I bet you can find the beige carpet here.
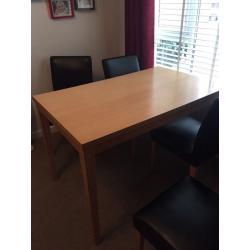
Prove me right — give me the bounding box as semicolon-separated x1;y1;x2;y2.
32;133;218;250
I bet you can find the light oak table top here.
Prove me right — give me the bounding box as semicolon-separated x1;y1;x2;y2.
33;67;218;147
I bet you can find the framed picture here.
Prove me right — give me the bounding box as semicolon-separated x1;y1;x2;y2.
75;0;95;10
48;0;74;19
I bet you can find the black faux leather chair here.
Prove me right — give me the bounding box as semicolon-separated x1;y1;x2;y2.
151;98;219;177
50;56;93;90
133;176;219;250
49;56;93;153
102;55;140;79
102;55;140;156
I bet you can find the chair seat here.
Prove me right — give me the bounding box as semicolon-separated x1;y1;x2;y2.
133;177;219;250
151;117;201;163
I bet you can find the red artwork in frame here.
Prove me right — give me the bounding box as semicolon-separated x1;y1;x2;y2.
48;0;74;19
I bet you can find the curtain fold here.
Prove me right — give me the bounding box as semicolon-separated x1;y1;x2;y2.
125;0;155;69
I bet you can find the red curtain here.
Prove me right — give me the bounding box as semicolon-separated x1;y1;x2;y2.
125;0;155;69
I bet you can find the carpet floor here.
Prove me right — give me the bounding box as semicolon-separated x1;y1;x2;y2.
32;133;218;250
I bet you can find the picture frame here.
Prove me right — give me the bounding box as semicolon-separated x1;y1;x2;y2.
48;0;74;19
75;0;95;10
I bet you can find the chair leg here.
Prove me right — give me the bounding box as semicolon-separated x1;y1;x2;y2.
150;141;156;169
136;231;144;250
189;165;197;177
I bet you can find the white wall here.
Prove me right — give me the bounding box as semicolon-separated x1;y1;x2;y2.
31;0;125;135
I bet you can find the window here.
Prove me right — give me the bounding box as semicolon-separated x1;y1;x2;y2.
154;0;219;87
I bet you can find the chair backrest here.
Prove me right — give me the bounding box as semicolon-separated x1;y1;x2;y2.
102;55;140;79
50;56;93;91
192;98;219;166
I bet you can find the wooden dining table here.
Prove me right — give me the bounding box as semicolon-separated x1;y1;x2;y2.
33;66;218;244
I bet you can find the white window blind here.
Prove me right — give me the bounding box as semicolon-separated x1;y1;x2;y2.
154;0;219;87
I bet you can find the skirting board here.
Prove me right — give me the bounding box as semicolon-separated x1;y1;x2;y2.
32;125;58;140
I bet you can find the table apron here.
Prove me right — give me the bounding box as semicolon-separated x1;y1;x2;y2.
84;92;218;154
34;100;82;153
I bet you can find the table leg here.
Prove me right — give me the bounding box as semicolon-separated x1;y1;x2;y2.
39;111;58;180
79;147;101;244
